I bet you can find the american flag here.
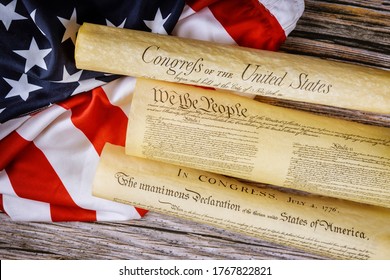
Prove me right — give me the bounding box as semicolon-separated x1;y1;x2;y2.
0;0;304;221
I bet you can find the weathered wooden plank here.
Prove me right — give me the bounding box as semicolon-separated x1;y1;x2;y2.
0;212;322;260
280;0;390;68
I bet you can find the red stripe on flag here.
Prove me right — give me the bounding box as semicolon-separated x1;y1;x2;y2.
187;0;286;50
4;132;96;221
135;207;148;217
0;131;30;170
59;88;128;155
50;204;96;222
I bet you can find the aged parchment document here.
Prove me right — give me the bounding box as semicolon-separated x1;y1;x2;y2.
75;23;390;114
93;143;390;260
125;78;390;208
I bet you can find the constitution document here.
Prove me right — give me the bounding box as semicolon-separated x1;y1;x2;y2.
125;78;390;208
93;143;390;260
75;23;390;114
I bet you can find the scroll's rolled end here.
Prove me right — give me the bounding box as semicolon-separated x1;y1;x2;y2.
74;23;112;72
75;22;148;77
75;22;118;73
74;22;89;70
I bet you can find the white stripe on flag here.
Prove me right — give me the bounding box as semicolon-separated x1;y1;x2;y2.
172;5;236;44
0;115;30;141
259;0;305;35
16;105;67;142
101;76;136;116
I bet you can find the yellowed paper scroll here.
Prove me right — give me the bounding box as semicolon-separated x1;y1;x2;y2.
125;78;390;208
93;143;390;260
75;23;390;114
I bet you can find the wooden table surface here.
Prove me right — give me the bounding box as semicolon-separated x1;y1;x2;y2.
1;0;389;260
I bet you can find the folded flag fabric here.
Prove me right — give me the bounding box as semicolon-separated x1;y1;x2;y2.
0;0;304;221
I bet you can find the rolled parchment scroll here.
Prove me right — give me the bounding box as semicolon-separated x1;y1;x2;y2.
125;79;390;209
93;143;390;260
75;23;390;114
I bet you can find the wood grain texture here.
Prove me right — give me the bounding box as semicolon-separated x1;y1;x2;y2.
1;0;389;260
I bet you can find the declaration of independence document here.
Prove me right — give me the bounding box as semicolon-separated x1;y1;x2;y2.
126;78;390;208
94;143;390;260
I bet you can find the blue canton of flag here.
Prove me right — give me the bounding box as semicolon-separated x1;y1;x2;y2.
0;0;185;123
